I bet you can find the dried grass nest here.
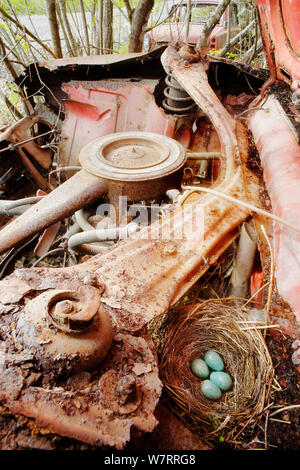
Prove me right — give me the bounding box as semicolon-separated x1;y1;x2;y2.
159;299;274;437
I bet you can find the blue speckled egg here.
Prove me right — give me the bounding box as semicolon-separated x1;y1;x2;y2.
200;380;222;400
210;371;233;391
204;350;224;371
191;358;210;379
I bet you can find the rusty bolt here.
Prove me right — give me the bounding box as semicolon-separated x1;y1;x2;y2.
115;374;137;405
47;285;102;333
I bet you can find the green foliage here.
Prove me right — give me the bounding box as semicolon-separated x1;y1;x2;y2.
208;48;238;60
0;21;8;31
0;0;45;15
224;51;237;60
208;48;221;56
7;82;20;106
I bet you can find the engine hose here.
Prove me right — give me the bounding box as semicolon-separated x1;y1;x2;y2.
63;221;81;240
0;204;32;216
68;222;139;253
0;196;43;215
74;209;95;231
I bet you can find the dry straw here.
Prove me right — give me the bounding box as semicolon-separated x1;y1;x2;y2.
159;299;274;437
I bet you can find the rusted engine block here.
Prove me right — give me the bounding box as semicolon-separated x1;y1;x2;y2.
0;46;267;448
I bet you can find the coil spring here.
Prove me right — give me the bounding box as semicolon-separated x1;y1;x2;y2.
163;74;197;115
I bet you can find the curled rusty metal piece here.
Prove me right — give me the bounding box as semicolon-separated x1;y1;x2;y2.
15;286;113;373
48;285;103;333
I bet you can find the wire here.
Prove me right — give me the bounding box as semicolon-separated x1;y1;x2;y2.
181;185;300;233
0;234;39;279
31;247;65;268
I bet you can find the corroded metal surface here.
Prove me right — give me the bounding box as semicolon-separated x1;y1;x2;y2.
0;116;53;170
38;51;160;71
15;286;113;373
0;47;250;333
61;79;177;167
47;285;104;332
0;170;108;254
80;131;186;204
0;331;161;449
0;46;257;447
255;0;300;85
0;132;186;253
0;116;53;192
80;132;186;181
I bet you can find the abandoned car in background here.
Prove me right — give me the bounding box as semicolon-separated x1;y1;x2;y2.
144;0;240;52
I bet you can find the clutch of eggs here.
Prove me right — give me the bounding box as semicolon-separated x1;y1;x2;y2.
191;350;232;400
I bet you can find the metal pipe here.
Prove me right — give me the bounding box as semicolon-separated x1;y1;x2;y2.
0;170;108;254
0;129;56;154
0;196;43;213
68;222;139;252
63;221;81;240
48;166;81;187
49;166;82;176
75;243;111;255
1;205;32;216
229;222;257;298
74;209;95;232
166;189;181;202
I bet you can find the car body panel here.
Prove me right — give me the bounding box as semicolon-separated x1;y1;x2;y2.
255;0;300;84
147;1;239;51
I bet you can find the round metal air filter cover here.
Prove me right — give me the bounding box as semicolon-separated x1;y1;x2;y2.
79;132;186;182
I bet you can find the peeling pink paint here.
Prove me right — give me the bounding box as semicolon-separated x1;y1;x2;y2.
250;96;300;324
61;80;177;166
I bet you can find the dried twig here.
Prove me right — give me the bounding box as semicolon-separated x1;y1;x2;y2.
260;224;275;330
0;6;56;57
269;404;300;418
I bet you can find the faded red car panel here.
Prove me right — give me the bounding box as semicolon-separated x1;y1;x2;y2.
249;0;300;326
146;1;239;51
250;97;300;324
256;0;300;84
61;80;177;166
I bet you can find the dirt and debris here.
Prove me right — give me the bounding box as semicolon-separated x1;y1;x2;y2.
0;330;162;449
263;330;300;450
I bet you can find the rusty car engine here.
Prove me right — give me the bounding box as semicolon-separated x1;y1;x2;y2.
0;36;299;450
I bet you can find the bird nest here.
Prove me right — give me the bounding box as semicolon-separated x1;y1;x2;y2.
159;299;274;438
